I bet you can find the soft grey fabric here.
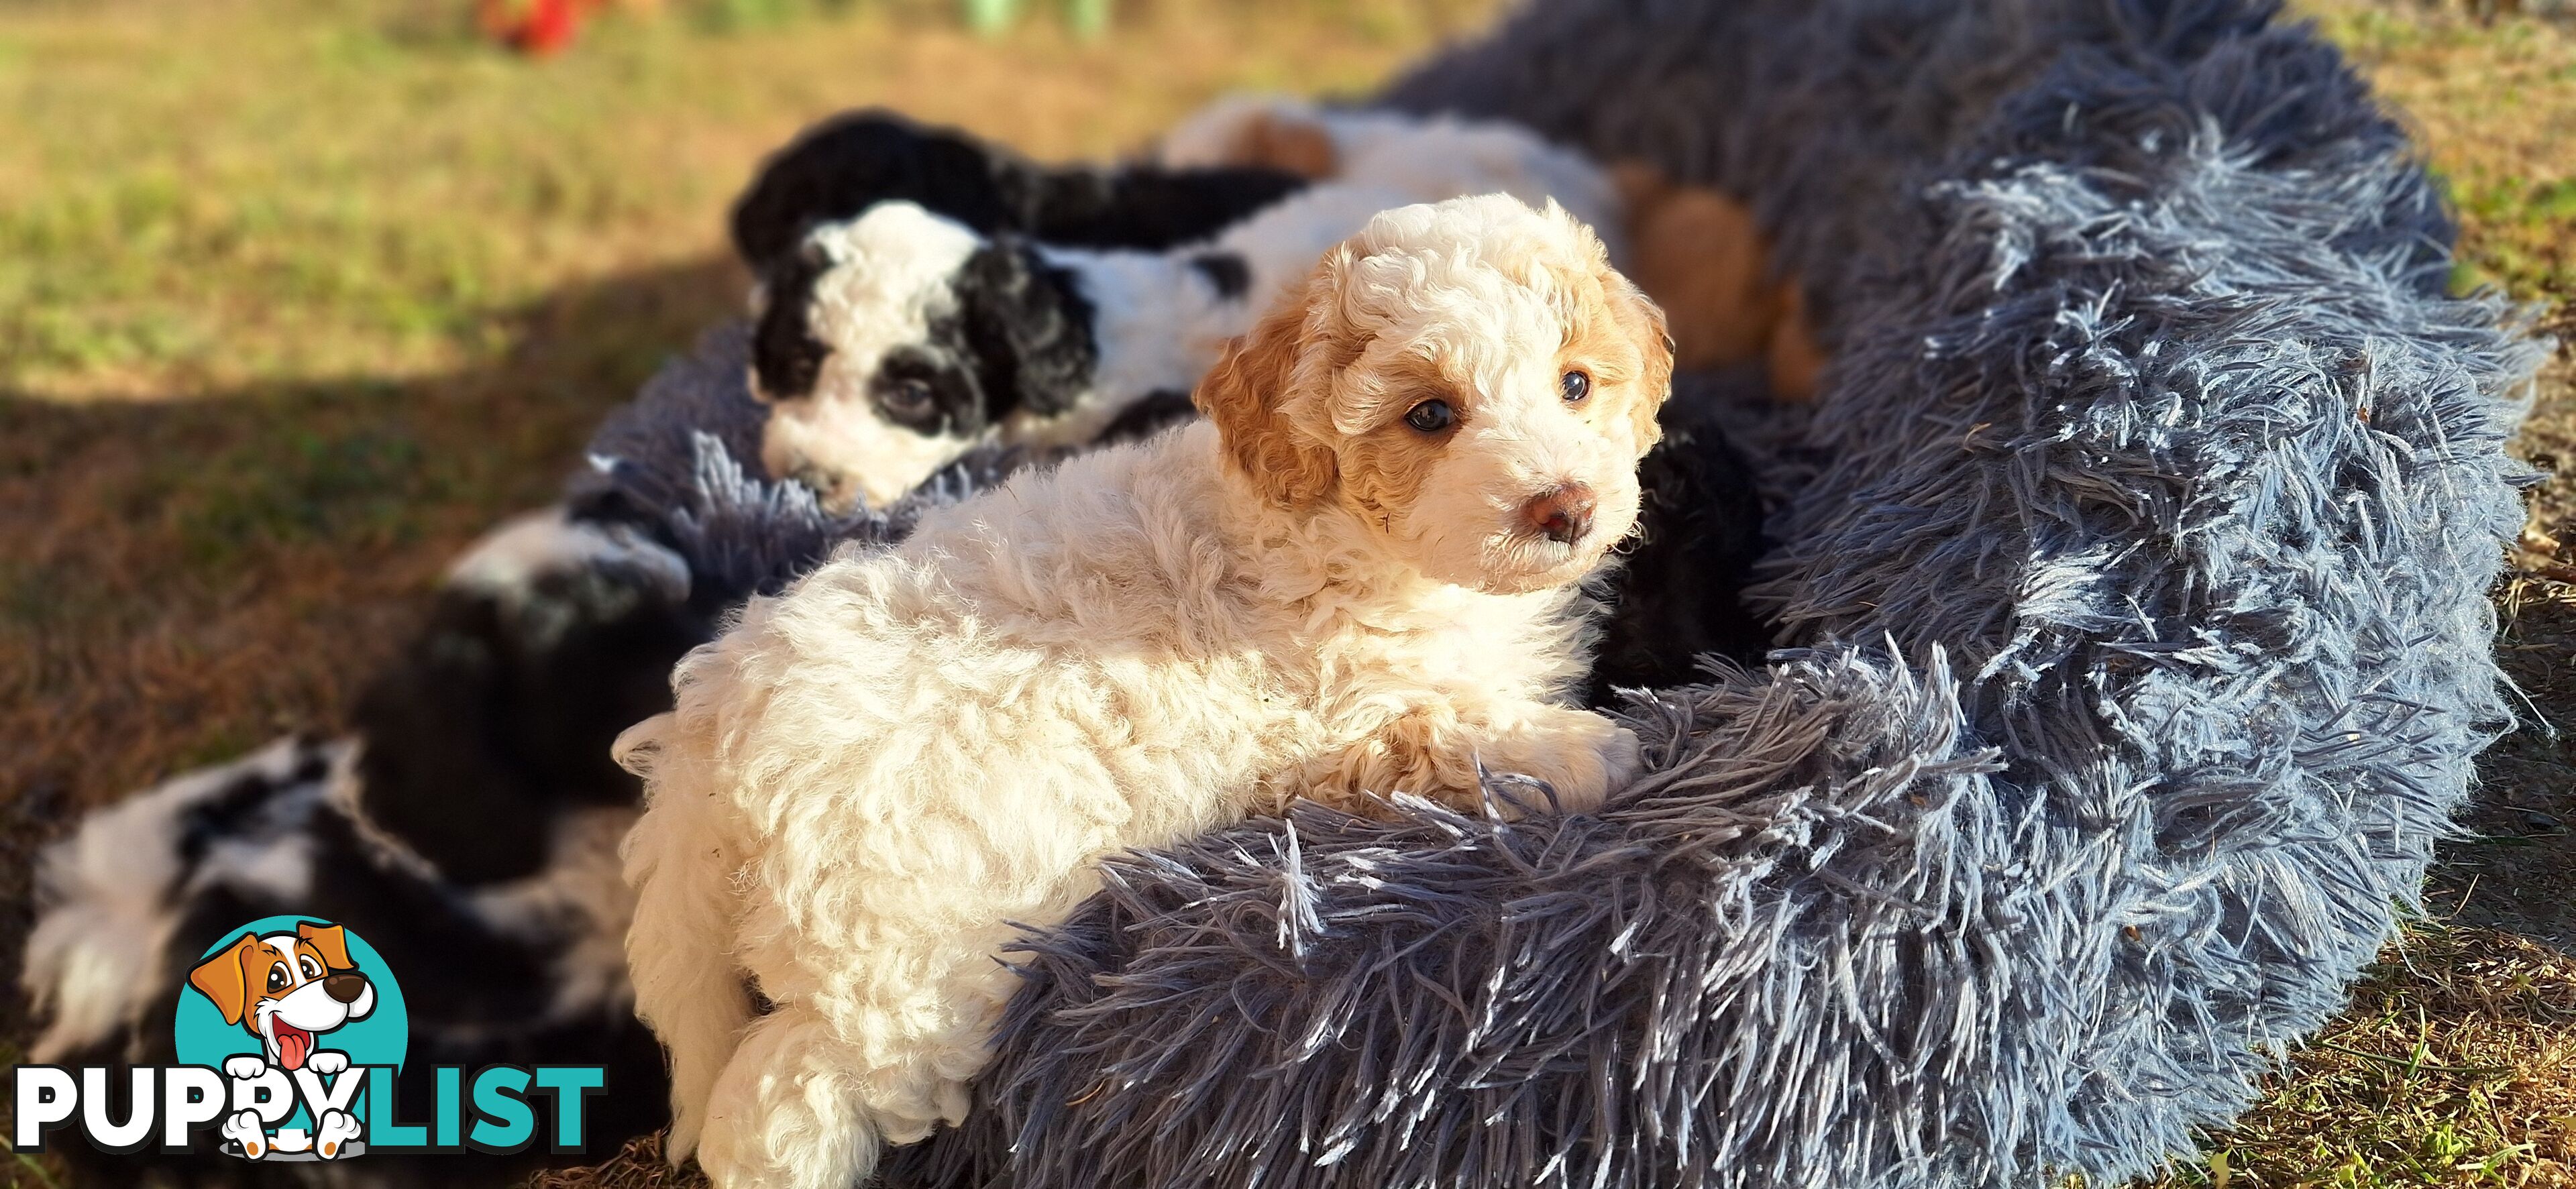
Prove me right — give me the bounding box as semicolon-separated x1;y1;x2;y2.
873;1;2544;1186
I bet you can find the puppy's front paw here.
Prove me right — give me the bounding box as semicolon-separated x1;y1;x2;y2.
693;1101;873;1189
1483;708;1638;814
223;1055;269;1081
1598;722;1643;792
1549;718;1639;813
306;1050;350;1077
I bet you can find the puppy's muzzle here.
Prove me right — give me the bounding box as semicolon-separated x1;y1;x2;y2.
323;974;368;1004
1519;484;1597;546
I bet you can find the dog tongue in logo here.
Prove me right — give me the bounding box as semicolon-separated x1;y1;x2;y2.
275;1021;313;1071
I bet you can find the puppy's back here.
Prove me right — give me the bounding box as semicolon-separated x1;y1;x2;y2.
883;421;1246;649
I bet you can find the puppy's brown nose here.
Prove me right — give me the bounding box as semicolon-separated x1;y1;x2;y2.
323;974;366;1003
1520;484;1596;546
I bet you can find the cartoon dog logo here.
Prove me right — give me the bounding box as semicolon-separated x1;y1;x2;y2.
186;922;377;1159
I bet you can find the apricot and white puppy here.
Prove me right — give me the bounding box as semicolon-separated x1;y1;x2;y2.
616;194;1672;1189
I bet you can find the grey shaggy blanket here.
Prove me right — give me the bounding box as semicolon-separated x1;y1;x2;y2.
860;1;2543;1186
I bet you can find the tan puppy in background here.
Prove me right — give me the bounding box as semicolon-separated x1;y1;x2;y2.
616;194;1672;1189
1609;162;1824;400
1163;93;1821;399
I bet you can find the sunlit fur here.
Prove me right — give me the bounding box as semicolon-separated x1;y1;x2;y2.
1159;93;1626;261
616;195;1671;1189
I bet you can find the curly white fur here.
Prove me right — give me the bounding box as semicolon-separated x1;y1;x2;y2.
620;196;1672;1189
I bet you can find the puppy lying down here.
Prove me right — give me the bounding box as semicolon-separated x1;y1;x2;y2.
617;194;1672;1189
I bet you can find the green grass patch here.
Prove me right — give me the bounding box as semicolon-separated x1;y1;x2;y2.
0;0;1479;400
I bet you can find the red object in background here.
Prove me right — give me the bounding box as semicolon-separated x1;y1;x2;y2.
477;0;597;56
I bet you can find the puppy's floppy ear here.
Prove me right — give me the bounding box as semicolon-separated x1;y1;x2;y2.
1193;266;1340;508
748;241;834;403
297;923;353;971
188;933;261;1026
957;237;1100;422
1605;267;1676;451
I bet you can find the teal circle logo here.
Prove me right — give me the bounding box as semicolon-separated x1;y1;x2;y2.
173;917;407;1159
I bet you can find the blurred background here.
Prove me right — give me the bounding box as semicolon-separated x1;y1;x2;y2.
1;1;2571;1185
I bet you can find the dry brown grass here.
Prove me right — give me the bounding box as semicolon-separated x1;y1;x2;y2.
525;1133;710;1189
0;0;1492;401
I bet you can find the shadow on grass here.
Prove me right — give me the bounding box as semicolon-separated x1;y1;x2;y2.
0;254;746;1056
2441;346;2576;953
2438;577;2576;952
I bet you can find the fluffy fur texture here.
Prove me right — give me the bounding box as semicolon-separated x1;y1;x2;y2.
728;107;1309;273
11;321;1759;1187
1;306;1728;1186
751;105;1629;512
850;2;2544;1187
618;196;1674;1189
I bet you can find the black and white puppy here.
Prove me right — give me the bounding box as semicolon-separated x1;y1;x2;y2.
729;107;1311;274
752;174;1640;512
21;735;674;1187
747;182;1433;510
14;111;1314;1107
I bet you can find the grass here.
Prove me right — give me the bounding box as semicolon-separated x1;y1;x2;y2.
1;1;2573;1186
2148;924;2576;1188
0;5;1489;1183
0;0;1484;400
0;0;1493;946
2308;1;2576;305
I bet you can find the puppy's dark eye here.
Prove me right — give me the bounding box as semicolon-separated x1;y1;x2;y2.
881;378;935;418
1560;370;1591;403
267;964;290;993
300;956;323;980
1403;399;1454;433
